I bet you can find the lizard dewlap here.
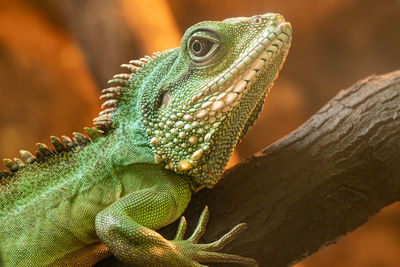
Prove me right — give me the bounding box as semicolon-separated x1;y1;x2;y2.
0;13;291;266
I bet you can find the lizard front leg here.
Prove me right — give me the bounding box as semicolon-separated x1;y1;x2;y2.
95;183;256;266
95;184;187;266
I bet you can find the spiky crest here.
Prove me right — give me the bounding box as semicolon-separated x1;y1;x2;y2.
0;56;151;180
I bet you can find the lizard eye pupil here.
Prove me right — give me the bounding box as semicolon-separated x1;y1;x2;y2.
189;38;214;58
192;40;202;53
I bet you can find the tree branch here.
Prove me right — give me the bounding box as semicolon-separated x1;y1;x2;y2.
165;70;400;266
98;71;400;266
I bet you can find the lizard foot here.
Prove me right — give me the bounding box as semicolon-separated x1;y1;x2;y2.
172;206;258;267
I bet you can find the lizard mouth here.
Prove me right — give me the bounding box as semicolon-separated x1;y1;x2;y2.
191;22;292;187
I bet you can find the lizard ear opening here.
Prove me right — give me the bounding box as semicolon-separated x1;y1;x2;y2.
159;92;171;109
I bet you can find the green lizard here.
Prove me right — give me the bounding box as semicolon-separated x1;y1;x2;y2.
0;12;291;266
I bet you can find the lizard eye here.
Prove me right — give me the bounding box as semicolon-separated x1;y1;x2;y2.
190;38;213;57
188;31;220;64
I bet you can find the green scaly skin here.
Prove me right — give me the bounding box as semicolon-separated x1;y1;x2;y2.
0;13;291;266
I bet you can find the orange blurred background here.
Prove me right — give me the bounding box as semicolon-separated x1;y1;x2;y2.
0;0;399;266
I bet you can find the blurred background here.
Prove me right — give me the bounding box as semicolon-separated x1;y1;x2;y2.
0;0;399;266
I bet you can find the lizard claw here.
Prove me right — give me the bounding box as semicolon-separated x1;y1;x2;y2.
172;206;258;266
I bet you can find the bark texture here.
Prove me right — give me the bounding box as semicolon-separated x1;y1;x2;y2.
99;71;400;266
158;70;400;267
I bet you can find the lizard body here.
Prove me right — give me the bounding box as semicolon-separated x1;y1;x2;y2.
0;13;291;266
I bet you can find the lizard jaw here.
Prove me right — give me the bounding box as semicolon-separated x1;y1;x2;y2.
187;22;292;187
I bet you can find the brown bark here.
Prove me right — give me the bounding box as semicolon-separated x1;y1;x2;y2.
98;71;400;266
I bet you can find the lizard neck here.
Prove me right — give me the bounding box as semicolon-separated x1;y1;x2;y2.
106;89;199;191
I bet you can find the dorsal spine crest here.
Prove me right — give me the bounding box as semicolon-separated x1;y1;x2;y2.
0;56;151;180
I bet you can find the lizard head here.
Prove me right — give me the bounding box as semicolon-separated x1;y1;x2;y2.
137;13;292;188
